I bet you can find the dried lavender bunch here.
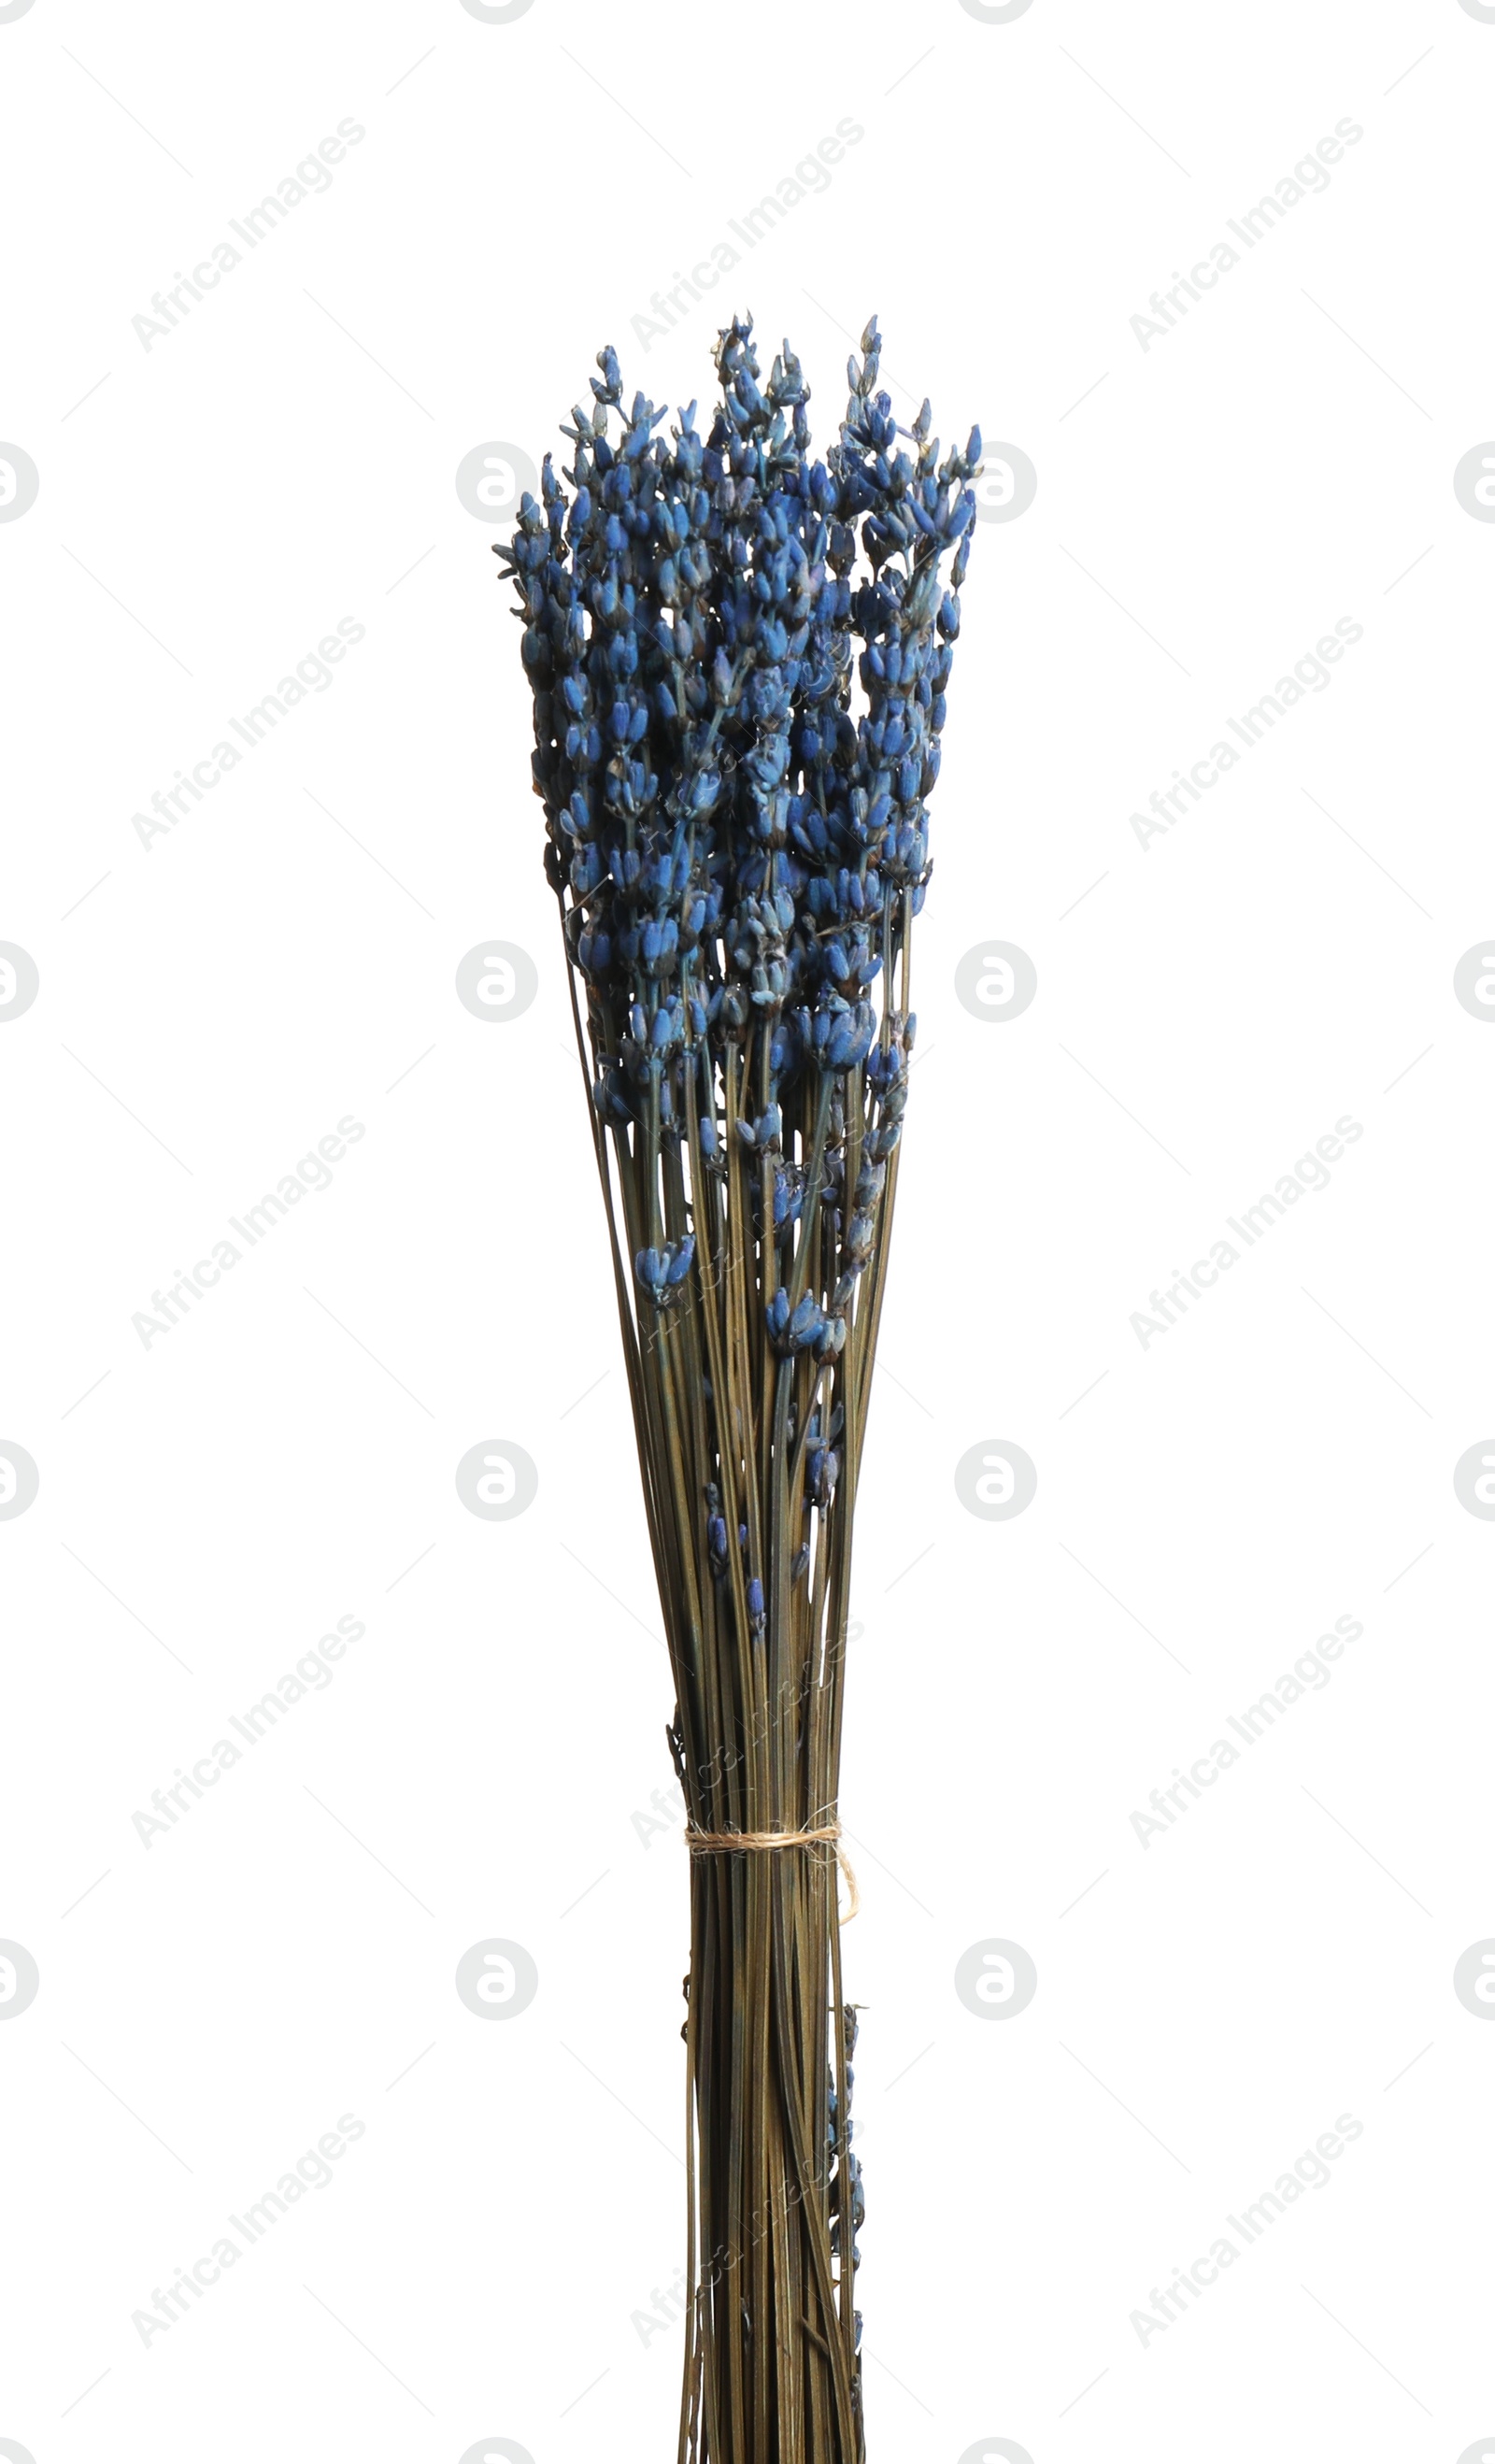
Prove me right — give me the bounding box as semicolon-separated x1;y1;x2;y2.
497;314;976;2464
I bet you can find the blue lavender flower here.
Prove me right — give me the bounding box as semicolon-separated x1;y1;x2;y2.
499;321;976;1359
634;1234;695;1306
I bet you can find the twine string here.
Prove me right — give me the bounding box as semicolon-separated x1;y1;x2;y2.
686;1822;860;1921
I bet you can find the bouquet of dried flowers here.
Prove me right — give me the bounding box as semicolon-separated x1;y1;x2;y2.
497;313;977;2463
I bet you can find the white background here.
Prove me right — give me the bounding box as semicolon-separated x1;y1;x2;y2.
2;1;1493;2458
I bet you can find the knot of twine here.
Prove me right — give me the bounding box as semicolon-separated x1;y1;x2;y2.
686;1822;859;1921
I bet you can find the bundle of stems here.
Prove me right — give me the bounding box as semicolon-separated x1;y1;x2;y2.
498;315;977;2462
